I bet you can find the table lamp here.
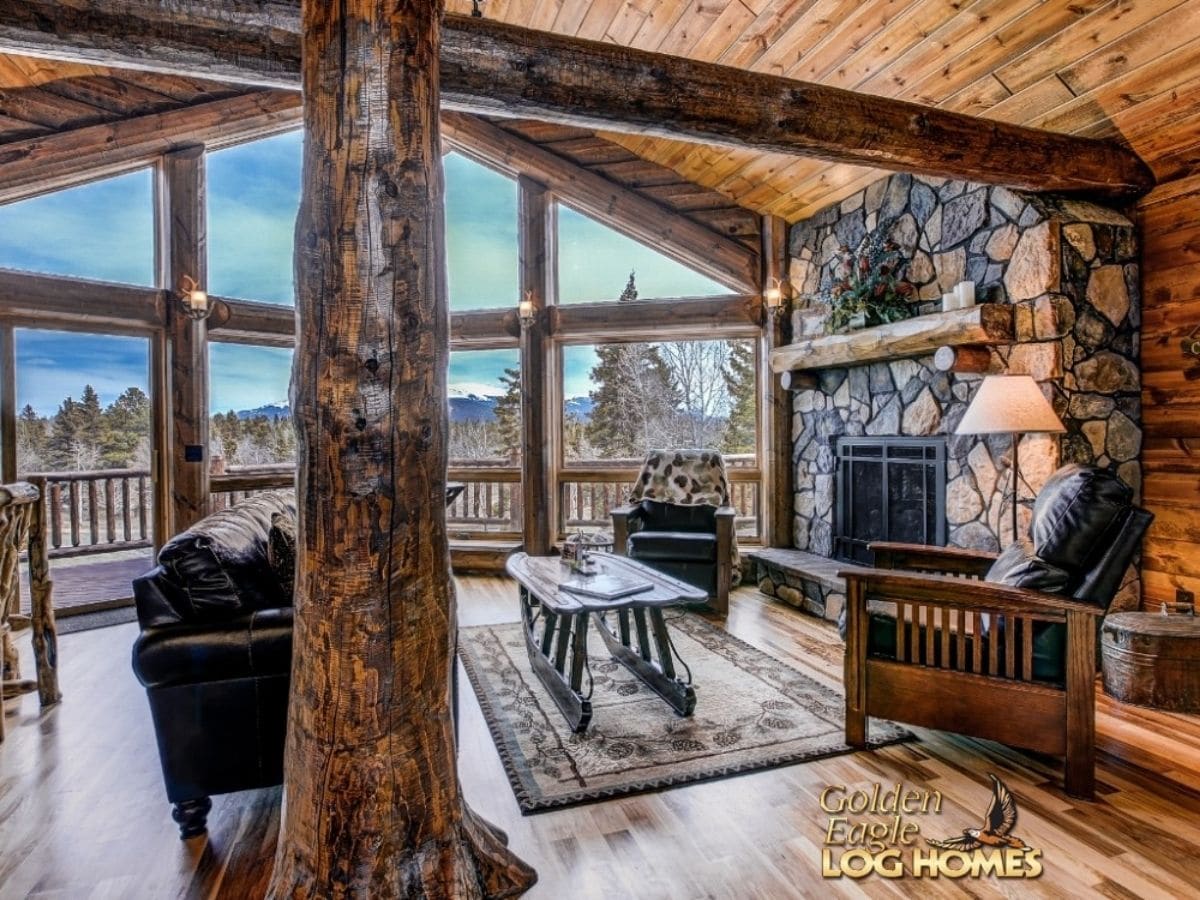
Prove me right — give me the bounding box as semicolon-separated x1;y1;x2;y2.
955;374;1065;545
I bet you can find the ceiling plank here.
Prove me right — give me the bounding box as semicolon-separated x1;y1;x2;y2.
0;90;300;204
442;112;760;292
0;3;1154;197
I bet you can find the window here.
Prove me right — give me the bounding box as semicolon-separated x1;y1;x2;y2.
209;343;295;466
556;204;726;303
561;339;756;464
207;131;302;304
445;153;519;310
0;170;154;285
448;348;521;464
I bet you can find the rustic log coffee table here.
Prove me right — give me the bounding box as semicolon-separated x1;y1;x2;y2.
506;552;707;732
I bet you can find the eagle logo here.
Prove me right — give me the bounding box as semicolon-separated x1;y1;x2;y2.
926;774;1032;852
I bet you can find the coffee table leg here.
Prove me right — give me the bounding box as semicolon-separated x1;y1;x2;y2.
521;592;593;733
594;610;696;718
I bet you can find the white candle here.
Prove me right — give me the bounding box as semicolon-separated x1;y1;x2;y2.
942;291;956;313
955;281;976;308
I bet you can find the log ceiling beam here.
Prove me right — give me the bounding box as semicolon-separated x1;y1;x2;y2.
442;112;758;292
0;90;301;204
0;4;1154;199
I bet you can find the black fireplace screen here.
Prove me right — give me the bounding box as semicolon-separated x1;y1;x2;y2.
834;437;947;564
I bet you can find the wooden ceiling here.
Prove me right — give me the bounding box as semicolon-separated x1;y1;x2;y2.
0;55;247;143
4;1;1200;226
443;0;1200;222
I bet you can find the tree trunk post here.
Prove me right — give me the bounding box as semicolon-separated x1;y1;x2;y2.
267;2;536;896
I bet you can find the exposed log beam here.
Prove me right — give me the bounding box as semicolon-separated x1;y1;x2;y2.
443;113;758;292
549;295;760;341
0;90;301;204
0;267;164;329
0;4;1154;198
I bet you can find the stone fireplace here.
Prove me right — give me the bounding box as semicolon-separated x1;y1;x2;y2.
753;173;1142;623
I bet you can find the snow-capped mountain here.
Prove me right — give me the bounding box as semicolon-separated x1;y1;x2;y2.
237;392;595;423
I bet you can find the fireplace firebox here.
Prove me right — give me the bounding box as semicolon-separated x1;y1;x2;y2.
834;437;947;564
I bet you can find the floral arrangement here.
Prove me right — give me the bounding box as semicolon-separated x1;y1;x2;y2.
823;227;917;332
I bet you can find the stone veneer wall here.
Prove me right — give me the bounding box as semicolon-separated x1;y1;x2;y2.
786;174;1142;603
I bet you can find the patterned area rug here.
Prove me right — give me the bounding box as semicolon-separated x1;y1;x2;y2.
459;613;910;813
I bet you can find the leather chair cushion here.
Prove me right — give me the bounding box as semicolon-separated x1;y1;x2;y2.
132;608;293;689
155;491;296;623
268;511;297;599
628;530;717;562
1031;464;1132;578
985;541;1071;593
637;500;717;533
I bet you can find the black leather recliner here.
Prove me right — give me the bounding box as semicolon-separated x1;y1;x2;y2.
131;492;295;839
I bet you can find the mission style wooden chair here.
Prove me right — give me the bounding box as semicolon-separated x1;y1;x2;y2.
841;465;1153;800
0;479;60;742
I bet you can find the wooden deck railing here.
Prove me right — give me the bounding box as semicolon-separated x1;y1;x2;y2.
22;469;152;559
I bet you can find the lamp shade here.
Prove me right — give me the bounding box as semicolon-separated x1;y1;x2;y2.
955;375;1065;435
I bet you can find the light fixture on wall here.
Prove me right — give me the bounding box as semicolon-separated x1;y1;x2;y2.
955;375;1065;546
764;277;789;322
177;275;211;321
518;290;536;330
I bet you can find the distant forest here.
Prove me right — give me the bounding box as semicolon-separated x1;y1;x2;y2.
16;386;296;473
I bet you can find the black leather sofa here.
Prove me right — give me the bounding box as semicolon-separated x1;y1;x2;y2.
131;492;295;839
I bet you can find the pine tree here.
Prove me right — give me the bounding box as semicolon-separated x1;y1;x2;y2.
16;404;48;472
101;386;150;467
619;270;637;302
722;340;757;454
492;366;522;461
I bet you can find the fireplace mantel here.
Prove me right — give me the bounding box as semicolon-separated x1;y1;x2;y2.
768;303;1014;373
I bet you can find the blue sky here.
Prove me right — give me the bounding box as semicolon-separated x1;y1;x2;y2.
2;132;724;415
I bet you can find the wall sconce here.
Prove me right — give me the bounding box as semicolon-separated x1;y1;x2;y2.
518;291;536;330
178;275;211;321
764;277;789;322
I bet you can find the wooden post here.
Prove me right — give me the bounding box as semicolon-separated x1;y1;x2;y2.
0;324;15;482
267;3;536;896
761;215;792;549
518;175;552;556
157;146;209;535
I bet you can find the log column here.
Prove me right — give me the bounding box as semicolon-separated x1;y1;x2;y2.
267;2;535;896
518;175;552;556
762;215;792;549
157;145;209;534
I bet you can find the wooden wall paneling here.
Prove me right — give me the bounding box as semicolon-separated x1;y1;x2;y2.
518;175;552;556
1138;172;1200;608
156;146;209;535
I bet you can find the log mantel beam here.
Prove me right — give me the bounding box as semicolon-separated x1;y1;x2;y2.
0;4;1154;198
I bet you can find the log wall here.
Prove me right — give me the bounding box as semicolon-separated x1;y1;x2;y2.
1138;171;1200;609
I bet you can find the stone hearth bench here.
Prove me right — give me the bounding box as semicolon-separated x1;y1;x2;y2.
747;548;846;624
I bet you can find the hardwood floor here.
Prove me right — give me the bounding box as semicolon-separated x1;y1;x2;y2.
2;577;1199;898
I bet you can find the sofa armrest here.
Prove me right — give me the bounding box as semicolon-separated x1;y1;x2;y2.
868;541;998;578
132;608;293;690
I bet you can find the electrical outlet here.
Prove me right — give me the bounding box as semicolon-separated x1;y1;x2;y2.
1177;588;1195;606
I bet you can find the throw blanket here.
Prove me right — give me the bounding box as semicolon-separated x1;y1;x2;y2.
628;449;742;581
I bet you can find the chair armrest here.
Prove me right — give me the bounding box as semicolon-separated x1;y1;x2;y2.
868;541;998;577
610;505;644;556
714;505;737;519
840;567;1104;619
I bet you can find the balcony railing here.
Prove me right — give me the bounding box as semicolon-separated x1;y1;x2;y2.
21;468;153;558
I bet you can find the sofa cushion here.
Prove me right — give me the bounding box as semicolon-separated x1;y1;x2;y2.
638;500;717;533
155;491;296;623
268;511;297;599
628;530;717;563
1031;464;1132;583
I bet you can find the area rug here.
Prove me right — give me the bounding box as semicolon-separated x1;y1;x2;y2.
459;613;910;813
